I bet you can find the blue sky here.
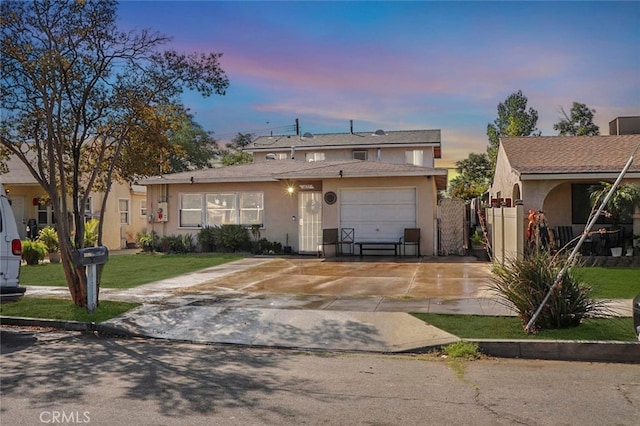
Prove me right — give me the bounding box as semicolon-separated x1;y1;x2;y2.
118;1;640;168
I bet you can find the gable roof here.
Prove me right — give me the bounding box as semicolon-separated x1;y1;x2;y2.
500;135;640;176
0;155;39;185
137;160;448;190
251;129;441;151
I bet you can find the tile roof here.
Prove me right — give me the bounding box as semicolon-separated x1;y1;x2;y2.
251;129;441;151
137;160;448;189
501;135;640;175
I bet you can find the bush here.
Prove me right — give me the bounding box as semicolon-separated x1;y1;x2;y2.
37;226;59;253
197;227;220;252
137;232;155;252
217;225;250;252
84;219;99;247
154;234;196;254
21;240;47;265
490;250;606;333
255;238;283;255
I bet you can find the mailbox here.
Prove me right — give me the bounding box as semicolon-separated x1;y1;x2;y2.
72;246;109;267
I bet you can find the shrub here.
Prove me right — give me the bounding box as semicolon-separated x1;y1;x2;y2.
255;238;283;255
217;225;250;252
137;232;155;252
197;227;220;252
21;239;47;265
490;250;606;333
37;226;59;253
155;234;196;254
84;219;99;247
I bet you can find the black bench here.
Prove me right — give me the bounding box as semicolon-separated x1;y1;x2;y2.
356;241;401;257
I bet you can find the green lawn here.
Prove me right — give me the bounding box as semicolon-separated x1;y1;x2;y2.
412;313;637;341
19;253;243;289
0;297;140;323
575;267;640;298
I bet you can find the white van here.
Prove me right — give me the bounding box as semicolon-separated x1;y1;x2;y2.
0;183;25;303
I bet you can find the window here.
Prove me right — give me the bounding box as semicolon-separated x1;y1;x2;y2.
140;199;147;217
305;152;325;162
180;192;264;228
119;199;130;225
83;197;92;216
405;150;424;166
180;194;203;227
206;193;236;226
239;193;263;225
277;153;288;160
352;150;368;161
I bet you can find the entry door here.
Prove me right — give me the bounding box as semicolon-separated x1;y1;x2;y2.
298;191;322;253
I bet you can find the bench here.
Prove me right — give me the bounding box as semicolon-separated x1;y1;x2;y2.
356;241;401;257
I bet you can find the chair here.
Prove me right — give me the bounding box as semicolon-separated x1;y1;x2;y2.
402;228;421;257
338;228;355;256
321;228;339;257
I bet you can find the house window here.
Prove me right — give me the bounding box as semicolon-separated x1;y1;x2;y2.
405;150;424;166
37;203;56;227
352;150;368;161
277;153;288;160
205;193;237;226
119;199;130;225
239;193;264;225
180;194;203;227
82;197;92;216
305;152;325;162
181;192;264;228
140;199;147;217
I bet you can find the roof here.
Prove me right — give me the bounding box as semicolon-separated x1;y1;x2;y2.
137;160;448;190
251;129;441;151
500;135;640;176
0;155;39;185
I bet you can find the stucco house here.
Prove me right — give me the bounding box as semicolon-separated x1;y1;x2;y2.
138;129;448;255
0;155;148;250
490;133;640;251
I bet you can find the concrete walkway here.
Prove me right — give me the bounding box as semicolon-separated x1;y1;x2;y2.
19;256;636;357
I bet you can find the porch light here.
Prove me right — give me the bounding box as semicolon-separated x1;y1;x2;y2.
287;186;295;195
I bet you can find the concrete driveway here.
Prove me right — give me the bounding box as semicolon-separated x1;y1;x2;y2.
176;256;494;299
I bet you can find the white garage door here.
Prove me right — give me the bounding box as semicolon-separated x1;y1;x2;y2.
340;188;416;241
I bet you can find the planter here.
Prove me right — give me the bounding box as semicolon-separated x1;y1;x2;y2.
48;252;61;263
610;247;623;257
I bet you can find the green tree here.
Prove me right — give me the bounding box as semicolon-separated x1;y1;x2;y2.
447;152;492;200
220;132;254;165
553;102;600;136
166;115;221;173
486;90;540;166
0;0;228;307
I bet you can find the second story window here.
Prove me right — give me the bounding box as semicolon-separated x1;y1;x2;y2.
305;152;325;162
405;150;424;166
352;150;368;161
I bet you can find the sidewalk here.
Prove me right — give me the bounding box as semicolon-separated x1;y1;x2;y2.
10;257;637;362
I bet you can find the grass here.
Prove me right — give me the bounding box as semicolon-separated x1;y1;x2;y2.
575;267;640;298
19;252;243;289
0;297;140;323
412;313;637;341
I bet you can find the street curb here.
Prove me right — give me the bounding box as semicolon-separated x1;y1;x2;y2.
3;316;639;363
471;339;640;364
0;316;138;337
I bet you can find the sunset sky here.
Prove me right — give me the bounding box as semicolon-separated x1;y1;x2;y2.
117;1;640;169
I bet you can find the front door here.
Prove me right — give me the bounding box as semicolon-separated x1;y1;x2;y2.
298;191;322;253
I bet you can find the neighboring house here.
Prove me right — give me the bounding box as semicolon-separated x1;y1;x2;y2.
490;133;640;247
138;129;448;255
0;155;147;250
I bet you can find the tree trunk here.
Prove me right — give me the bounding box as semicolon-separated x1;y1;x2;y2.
60;239;87;307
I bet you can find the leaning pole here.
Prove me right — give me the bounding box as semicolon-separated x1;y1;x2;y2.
525;142;640;333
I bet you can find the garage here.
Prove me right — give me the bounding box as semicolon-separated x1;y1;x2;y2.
340;188;416;242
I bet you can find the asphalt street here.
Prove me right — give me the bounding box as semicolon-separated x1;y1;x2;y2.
1;327;639;426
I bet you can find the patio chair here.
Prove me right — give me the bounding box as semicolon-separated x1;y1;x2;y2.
338;227;355;256
402;228;421;257
321;228;339;257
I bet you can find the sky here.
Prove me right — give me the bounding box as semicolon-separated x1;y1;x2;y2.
117;1;640;169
